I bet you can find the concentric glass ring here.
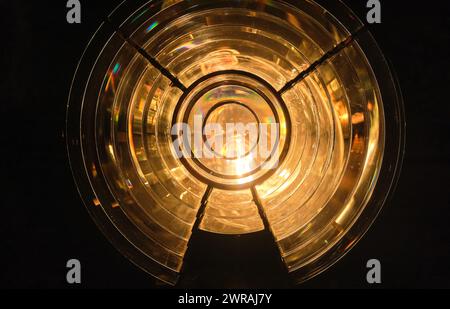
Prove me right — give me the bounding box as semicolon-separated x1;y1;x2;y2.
172;70;291;189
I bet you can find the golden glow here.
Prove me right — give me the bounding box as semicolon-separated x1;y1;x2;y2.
69;0;393;285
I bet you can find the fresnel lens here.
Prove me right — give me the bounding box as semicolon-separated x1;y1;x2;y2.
67;0;404;285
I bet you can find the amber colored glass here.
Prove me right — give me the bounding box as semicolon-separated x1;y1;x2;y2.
67;0;404;285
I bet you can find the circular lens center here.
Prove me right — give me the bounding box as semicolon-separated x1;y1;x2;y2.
204;102;259;160
173;72;290;189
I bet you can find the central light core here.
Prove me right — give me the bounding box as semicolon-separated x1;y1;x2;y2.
204;102;259;160
174;73;290;189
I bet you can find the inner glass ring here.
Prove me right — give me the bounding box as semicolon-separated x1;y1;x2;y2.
202;101;261;160
172;70;292;189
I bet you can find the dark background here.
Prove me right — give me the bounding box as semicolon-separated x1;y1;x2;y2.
1;0;449;289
